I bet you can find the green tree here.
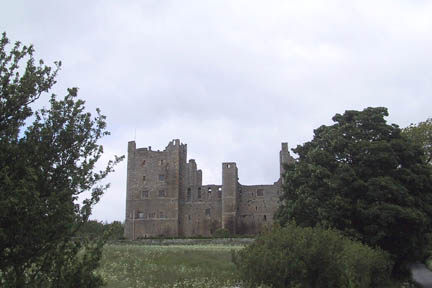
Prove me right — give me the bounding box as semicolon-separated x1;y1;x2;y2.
0;32;123;287
233;224;392;288
275;107;432;276
402;118;432;165
105;221;125;240
76;220;124;240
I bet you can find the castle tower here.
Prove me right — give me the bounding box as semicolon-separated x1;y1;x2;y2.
279;142;293;183
124;141;136;239
222;162;238;234
124;139;186;239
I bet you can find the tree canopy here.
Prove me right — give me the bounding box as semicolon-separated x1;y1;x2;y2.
275;107;432;274
0;32;123;287
402;118;432;165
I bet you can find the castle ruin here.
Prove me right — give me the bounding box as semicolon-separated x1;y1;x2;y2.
124;139;294;239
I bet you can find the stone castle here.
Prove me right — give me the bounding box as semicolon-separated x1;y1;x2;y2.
124;139;294;239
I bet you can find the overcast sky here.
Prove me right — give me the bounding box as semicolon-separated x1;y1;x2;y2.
1;0;431;222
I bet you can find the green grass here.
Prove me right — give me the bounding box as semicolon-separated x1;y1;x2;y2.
98;243;420;288
98;244;243;288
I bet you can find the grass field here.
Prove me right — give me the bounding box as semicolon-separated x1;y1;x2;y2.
98;244;244;288
97;243;420;288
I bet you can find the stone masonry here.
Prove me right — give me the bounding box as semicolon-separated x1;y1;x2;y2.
124;140;294;239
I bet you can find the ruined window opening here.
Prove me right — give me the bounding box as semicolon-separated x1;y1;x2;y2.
159;160;164;165
159;211;164;218
158;190;165;197
188;214;191;221
141;160;146;166
256;206;258;211
205;208;211;216
187;188;192;201
141;190;149;199
197;187;201;199
138;212;145;219
149;212;156;219
264;215;267;221
257;189;264;197
159;174;165;181
208;187;212;193
142;175;146;182
227;164;231;168
218;186;222;198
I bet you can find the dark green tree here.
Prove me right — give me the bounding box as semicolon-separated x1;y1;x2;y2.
402;118;432;165
76;220;124;240
275;107;432;275
233;224;392;288
0;32;123;287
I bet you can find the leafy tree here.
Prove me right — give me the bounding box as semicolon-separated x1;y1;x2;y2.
76;220;124;240
76;220;106;239
105;221;125;240
275;107;432;276
402;118;432;165
233;224;392;288
0;32;123;287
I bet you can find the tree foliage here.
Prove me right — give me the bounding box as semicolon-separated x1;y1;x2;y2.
402;118;432;165
275;107;432;275
76;220;125;240
233;224;392;288
0;32;123;287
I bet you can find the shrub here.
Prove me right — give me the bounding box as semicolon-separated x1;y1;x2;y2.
232;224;393;288
213;228;232;238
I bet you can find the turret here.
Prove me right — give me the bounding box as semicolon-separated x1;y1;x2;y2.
222;162;238;234
124;141;136;239
279;142;293;183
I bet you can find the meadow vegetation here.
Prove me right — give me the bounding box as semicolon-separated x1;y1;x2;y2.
98;244;243;288
98;240;421;288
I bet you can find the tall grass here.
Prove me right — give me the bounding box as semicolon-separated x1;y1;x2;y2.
98;244;243;288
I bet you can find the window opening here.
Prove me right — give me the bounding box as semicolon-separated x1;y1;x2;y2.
141;190;149;198
205;208;211;216
187;188;192;201
257;189;264;197
159;174;165;181
197;187;201;199
158;190;165;197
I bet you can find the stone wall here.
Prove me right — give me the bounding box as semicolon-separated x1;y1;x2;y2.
237;183;281;234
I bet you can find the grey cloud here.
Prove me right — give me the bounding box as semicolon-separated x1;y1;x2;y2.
1;0;431;222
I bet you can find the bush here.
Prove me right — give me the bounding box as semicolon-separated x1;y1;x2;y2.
213;228;232;238
232;224;393;288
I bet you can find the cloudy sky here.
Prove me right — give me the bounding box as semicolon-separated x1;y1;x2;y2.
2;0;431;222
